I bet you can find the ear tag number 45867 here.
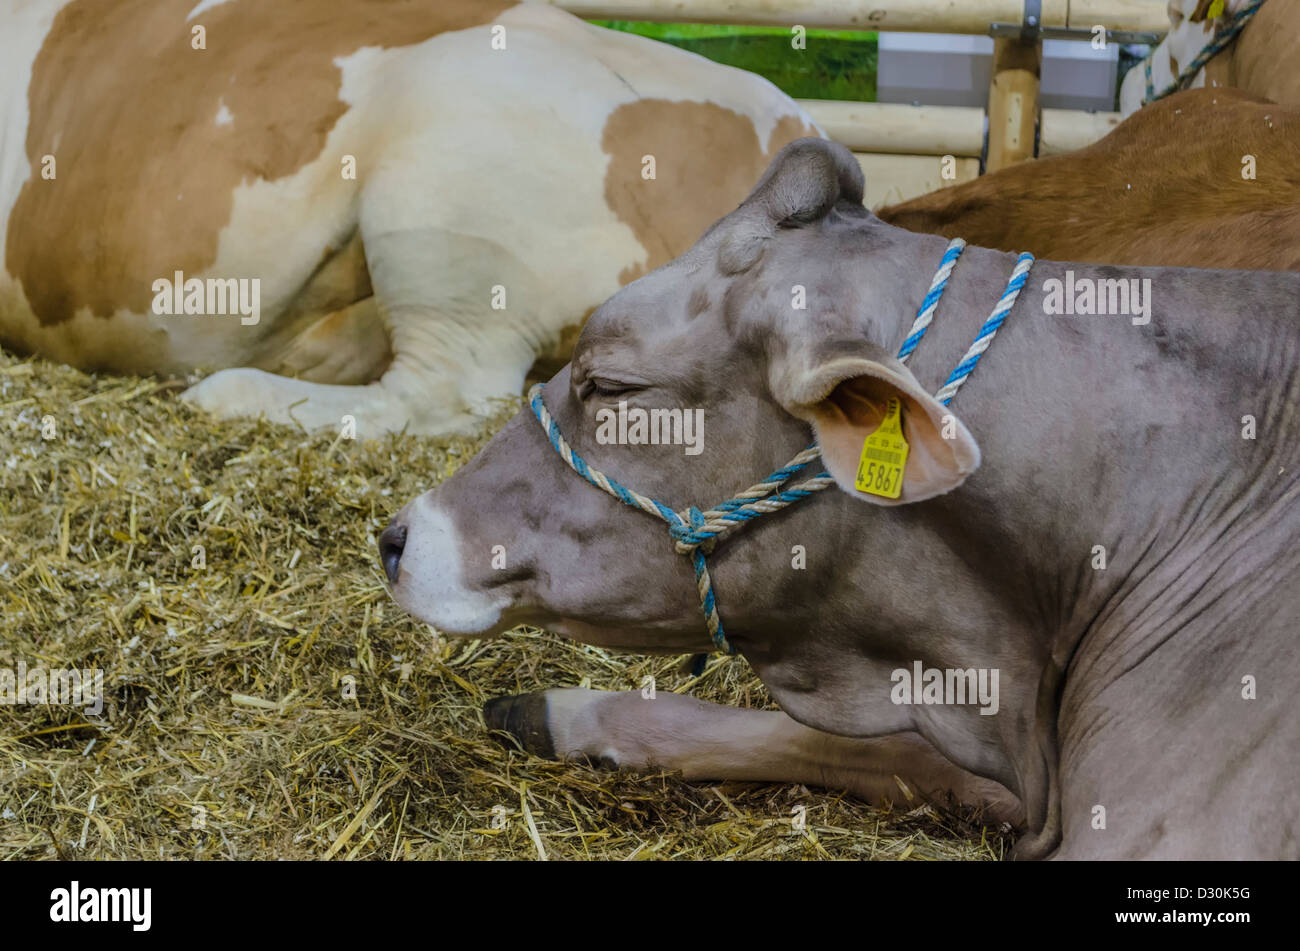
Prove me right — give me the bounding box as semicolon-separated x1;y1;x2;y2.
854;395;909;500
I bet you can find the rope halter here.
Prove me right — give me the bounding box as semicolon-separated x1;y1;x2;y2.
528;239;1033;658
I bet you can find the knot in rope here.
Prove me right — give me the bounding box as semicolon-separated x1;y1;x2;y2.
668;506;717;555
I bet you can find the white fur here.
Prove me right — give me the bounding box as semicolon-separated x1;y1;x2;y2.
1119;0;1245;115
388;499;508;635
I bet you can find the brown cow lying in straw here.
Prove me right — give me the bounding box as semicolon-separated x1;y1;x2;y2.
879;88;1299;272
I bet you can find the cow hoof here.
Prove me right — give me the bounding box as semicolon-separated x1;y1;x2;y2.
483;693;556;759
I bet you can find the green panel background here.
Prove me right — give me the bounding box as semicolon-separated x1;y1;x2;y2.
591;21;879;101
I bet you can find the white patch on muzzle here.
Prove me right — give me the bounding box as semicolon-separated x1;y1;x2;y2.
390;496;508;635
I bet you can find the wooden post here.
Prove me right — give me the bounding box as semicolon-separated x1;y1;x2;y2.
985;35;1042;172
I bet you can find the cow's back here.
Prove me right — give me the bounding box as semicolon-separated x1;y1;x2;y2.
0;0;523;374
877;88;1300;271
0;0;818;379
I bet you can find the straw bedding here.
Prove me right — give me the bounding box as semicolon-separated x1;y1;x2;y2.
0;349;1008;860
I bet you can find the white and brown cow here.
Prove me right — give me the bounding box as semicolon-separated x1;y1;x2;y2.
0;0;818;435
1119;0;1300;114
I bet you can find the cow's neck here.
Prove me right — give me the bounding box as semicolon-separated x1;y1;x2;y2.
877;234;1300;855
738;224;1296;856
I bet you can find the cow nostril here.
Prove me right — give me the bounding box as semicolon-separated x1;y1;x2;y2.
378;523;407;584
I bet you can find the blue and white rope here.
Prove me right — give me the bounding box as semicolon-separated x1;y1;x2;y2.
933;252;1034;406
528;243;1033;657
528;384;738;653
897;238;966;363
1143;0;1266;105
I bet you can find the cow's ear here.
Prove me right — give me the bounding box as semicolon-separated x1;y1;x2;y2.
775;347;981;506
743;137;864;225
720;138;864;274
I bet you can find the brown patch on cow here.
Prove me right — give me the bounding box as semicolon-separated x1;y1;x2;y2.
601;101;819;285
768;113;823;153
6;0;516;326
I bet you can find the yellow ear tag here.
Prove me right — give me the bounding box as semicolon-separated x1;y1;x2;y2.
854;395;909;499
1207;0;1226;18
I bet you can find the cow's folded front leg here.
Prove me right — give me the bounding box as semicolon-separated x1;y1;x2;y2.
181;351;519;438
484;688;1023;827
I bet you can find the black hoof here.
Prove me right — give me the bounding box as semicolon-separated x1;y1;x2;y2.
483;693;555;759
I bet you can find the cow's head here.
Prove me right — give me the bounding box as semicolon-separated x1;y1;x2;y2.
380;139;979;656
1119;0;1255;113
